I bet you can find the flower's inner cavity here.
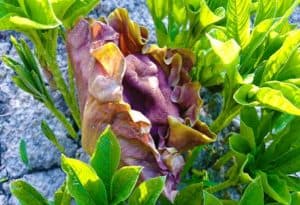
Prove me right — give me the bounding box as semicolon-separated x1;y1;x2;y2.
122;54;180;142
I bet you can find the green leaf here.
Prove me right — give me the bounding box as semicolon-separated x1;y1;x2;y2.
199;0;225;29
0;0;61;30
146;0;168;19
240;18;275;74
226;0;251;49
229;134;252;155
181;146;203;178
61;155;108;205
261;30;300;83
239;177;264;205
207;0;228;11
240;120;256;151
271;113;294;135
240;107;259;136
60;0;100;28
174;183;203;205
276;0;295;17
10;180;48;205
128;176;165;205
254;0;277;25
278;174;300;192
111;166;143;204
259;172;291;205
50;0;75;19
203;190;222;205
19;139;30;168
207;34;241;68
276;49;300;81
54;183;71;205
291;192;300;205
234;82;300;116
269;147;300;174
41;120;65;153
90;126;120;195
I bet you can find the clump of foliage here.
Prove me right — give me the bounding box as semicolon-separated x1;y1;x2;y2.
147;0;300;133
1;0;300;204
11;127;165;205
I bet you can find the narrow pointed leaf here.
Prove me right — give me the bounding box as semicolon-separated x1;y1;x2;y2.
128;176;165;205
41;120;65;153
203;191;222;205
19;139;29;168
239;177;264;205
10;180;48;205
90;126;120;196
111;166;143;204
226;0;251;48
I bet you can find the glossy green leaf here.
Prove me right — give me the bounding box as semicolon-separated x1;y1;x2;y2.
0;0;61;30
207;34;241;68
128;176;165;205
240;19;275;74
276;0;295;17
174;183;203;205
261;30;300;83
50;0;75;19
146;0;167;19
226;0;251;48
229;134;252;155
203;190;222;205
240;116;256;151
240;107;259;136
60;0;100;28
61;155;108;205
271;113;294;135
291;192;300;205
276;49;300;81
269;147;300;174
199;0;225;29
207;0;228;11
279;175;300;192
90;126;120;196
10;180;48;205
54;183;71;205
19;139;29;168
111;166;142;204
259;172;291;205
254;0;277;25
41;120;65;153
239;177;264;205
234;82;300;116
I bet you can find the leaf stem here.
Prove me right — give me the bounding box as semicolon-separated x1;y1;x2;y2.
44;101;77;139
205;179;236;193
210;104;241;133
213;151;234;170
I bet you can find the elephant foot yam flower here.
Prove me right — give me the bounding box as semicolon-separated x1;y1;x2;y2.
67;8;216;201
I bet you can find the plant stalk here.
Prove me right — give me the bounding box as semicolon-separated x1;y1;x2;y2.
210;104;241;133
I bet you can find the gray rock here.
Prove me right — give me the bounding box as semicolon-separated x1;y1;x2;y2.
290;6;300;27
75;148;90;164
0;195;8;205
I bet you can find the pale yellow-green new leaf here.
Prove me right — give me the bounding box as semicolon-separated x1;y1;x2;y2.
207;34;241;68
226;0;251;49
262;30;300;83
234;82;300;116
